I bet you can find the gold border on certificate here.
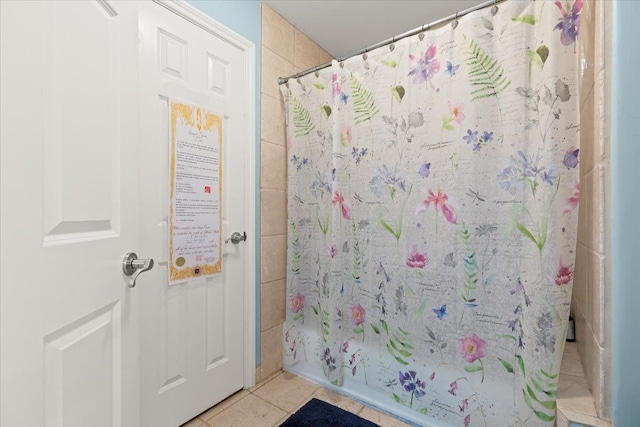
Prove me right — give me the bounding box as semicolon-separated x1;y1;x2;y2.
169;100;223;283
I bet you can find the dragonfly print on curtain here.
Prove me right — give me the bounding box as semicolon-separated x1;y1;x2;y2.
281;0;582;425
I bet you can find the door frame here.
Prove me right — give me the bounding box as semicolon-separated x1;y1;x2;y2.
152;0;257;389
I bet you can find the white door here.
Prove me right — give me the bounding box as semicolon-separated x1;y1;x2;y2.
0;1;141;426
137;2;255;426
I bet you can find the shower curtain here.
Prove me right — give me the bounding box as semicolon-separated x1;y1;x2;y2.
281;1;581;425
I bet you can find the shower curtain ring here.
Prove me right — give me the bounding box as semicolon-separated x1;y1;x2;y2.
418;24;426;41
491;0;499;15
389;36;396;51
452;11;459;29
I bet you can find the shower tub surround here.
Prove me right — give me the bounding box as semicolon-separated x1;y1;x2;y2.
282;0;583;425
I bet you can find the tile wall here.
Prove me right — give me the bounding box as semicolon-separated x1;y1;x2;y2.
258;4;333;381
572;0;612;419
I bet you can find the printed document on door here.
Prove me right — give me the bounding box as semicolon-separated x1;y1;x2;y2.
169;99;222;284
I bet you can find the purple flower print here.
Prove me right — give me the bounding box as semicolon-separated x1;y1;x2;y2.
399;370;426;407
463;129;478;144
408;45;441;87
563;146;580;169
554;0;584;47
323;347;337;372
448;380;458;396
482;131;494;142
418;161;431;178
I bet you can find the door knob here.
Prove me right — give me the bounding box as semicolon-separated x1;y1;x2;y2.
122;252;154;288
225;231;246;244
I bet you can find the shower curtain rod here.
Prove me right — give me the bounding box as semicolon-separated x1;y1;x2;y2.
278;0;509;85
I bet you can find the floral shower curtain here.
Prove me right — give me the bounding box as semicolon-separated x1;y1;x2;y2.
281;1;582;425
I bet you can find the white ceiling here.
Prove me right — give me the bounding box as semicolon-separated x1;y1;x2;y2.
262;0;487;59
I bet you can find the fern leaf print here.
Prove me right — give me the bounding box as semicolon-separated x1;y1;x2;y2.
466;39;511;101
349;75;379;124
292;97;315;136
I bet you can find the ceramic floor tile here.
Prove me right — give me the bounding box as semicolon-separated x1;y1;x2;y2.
205;394;287;427
557;373;598;417
253;371;320;412
198;390;250;422
306;387;365;415
358;406;412;427
249;369;282;393
561;342;586;377
180;417;204;427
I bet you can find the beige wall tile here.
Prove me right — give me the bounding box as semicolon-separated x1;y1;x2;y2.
261;94;286;146
294;29;321;71
261;279;286;331
573;243;587;313
255;365;262;384
262;47;293;100
574;304;587;368
577;173;589;245
579;93;595;175
591;165;605;255
262;5;294;63
261;140;287;191
318;48;334;65
590;251;605;346
260;235;287;283
260;325;284;377
261;189;287;236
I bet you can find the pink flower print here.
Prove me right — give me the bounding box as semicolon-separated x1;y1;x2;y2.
290;293;305;314
332;190;351;220
408;44;441;87
464;414;471;427
555;258;575;285
351;304;366;326
554;0;584;47
448;101;465;124
564;182;580;214
332;72;340;95
416;188;457;224
406;245;429;269
330;244;338;258
459;398;469;412
341;341;349;353
429;371;435;381
448;380;458;396
341;125;353;146
458;334;487;363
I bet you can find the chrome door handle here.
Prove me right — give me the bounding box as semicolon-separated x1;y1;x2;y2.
122;252;154;288
225;231;246;244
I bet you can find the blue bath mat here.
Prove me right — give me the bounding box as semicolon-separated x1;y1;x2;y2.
280;398;380;427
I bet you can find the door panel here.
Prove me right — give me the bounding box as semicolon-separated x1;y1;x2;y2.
138;3;252;426
42;0;121;243
0;1;139;426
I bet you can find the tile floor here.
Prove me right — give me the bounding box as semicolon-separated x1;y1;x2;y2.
180;371;410;427
181;342;606;427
